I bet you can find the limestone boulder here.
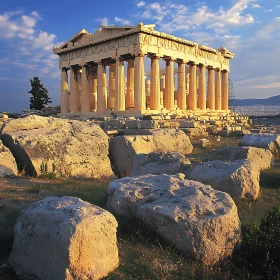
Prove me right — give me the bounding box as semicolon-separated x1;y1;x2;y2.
206;146;274;170
9;196;119;280
0;139;17;177
189;159;260;201
0;115;114;178
131;152;191;177
241;133;280;156
109;129;193;177
108;174;241;265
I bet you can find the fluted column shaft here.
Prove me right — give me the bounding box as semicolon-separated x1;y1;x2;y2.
198;64;206;110
70;68;79;113
126;60;134;109
134;54;146;110
165;58;174;110
114;58;125;111
207;68;215;110
222;70;229;111
97;62;107;112
177;61;186;110
189;63;197;110
150;56;161;110
81;65;90;113
60;68;69;113
215;69;222;110
108;64;115;109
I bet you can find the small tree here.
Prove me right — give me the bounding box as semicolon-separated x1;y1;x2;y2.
29;77;52;110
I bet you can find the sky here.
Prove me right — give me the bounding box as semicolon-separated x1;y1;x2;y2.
0;0;279;112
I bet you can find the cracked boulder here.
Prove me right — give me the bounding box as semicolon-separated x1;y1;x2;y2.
0;139;18;177
0;115;114;178
108;173;241;265
189;159;260;201
9;196;119;280
109;129;193;177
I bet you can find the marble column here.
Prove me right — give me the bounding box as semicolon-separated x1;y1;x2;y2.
114;57;125;111
134;54;146;110
60;68;69;114
70;68;79;113
198;64;206;110
126;59;134;109
207;67;215;110
77;69;82;111
150;56;161;110
165;58;175;110
177;61;186;110
92;73;97;111
222;70;229;111
215;68;222;110
81;65;90;113
189;63;197;110
97;62;107;113
108;64;115;109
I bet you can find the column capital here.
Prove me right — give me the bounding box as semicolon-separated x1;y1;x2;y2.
162;56;175;62
176;59;188;65
188;61;197;66
148;53;160;60
198;63;206;69
215;68;221;72
135;53;146;58
222;69;228;74
207;66;214;70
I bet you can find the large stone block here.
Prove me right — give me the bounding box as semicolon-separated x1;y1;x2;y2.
206;146;274;171
107;174;241;265
241;133;280;155
189;159;260;201
131;152;191;176
109;129;193;177
0;139;18;177
0;115;114;178
9;196;119;280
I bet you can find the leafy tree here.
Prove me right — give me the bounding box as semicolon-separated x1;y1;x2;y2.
29;77;52;110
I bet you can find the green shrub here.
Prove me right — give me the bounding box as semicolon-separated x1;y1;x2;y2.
241;204;280;279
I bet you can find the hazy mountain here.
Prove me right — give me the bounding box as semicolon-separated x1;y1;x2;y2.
232;95;280;106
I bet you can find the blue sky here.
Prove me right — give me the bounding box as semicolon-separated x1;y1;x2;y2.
0;0;279;112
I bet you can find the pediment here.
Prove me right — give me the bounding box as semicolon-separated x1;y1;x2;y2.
59;29;88;50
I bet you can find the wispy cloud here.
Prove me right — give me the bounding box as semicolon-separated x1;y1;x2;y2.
137;1;146;8
114;17;131;25
252;82;280;89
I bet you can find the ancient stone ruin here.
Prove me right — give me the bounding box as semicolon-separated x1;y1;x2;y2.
53;23;234;117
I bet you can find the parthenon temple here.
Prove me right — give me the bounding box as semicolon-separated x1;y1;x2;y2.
53;23;235;117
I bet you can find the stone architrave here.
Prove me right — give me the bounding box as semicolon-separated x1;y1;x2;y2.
9;196;119;280
60;68;69;114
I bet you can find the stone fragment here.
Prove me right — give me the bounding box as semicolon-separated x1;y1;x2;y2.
206;146;274;170
9;196;119;280
131;152;191;177
109;129;193;177
241;133;280;155
107;173;241;265
189;159;260;200
0;115;114;178
0;139;17;177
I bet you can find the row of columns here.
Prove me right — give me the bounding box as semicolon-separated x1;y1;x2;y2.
60;55;229;114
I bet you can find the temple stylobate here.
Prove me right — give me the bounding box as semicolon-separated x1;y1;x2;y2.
53;23;235;116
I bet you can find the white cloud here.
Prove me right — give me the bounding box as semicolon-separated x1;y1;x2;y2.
99;17;109;26
252;82;280;89
33;31;56;51
264;9;273;12
137;1;146;8
251;4;261;8
256;17;280;38
114;17;131;25
21;15;36;27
